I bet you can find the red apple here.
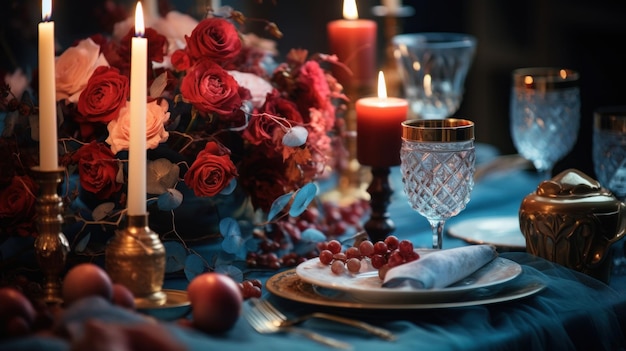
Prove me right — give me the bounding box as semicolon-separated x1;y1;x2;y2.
187;272;243;334
62;263;113;306
112;283;135;310
0;287;36;338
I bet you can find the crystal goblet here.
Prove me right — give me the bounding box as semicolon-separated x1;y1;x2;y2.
510;67;581;180
400;119;476;249
592;106;626;275
392;32;477;119
593;106;626;201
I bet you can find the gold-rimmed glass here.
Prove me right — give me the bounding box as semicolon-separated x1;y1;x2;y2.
400;119;476;249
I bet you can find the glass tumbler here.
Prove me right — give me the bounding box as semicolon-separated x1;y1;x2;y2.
400;119;476;249
392;32;477;119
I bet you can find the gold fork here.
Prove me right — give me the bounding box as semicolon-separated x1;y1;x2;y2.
245;299;353;349
252;298;396;341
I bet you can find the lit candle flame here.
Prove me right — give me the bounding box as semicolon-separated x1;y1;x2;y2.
377;71;388;99
343;0;359;20
135;2;145;37
42;0;51;21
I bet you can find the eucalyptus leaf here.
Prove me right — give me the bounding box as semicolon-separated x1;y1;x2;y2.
92;202;115;221
219;178;237;196
147;158;180;194
214;264;244;283
219;217;241;237
289;183;318;217
282;125;308;147
184;254;206;282
157;189;183;211
164;241;187;273
268;192;293;221
74;232;91;253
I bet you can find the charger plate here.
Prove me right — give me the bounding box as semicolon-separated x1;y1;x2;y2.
295;252;522;303
266;269;545;309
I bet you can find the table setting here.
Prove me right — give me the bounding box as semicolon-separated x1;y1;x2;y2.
2;0;626;350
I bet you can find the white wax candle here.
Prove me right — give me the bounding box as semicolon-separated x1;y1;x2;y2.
128;2;147;216
38;0;58;171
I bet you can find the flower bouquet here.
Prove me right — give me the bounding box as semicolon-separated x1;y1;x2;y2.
0;4;368;282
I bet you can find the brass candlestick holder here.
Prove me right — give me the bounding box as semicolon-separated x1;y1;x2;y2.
105;214;167;308
363;166;395;242
31;166;69;305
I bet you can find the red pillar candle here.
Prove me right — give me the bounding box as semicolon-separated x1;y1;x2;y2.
357;72;408;167
327;0;377;90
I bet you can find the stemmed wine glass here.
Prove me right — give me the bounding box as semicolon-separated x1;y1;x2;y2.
592;106;626;275
509;67;581;180
392;32;477;119
400;119;476;249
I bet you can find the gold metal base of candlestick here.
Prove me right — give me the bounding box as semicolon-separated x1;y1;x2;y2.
105;214;167;309
31;166;69;305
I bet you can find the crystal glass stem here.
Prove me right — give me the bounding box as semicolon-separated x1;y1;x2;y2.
429;219;445;250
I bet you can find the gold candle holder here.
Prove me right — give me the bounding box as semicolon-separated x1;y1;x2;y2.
31;166;69;305
105;214;167;308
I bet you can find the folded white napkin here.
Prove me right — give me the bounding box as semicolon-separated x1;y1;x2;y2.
382;245;498;289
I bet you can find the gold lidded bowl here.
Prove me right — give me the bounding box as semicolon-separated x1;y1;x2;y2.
519;169;626;283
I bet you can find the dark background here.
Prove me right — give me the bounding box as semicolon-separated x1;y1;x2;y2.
3;0;626;178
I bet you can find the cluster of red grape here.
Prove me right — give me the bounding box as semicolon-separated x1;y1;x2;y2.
317;235;420;279
245;199;371;271
238;279;263;299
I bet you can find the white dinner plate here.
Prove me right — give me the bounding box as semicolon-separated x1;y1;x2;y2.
267;269;545;309
447;216;526;250
295;251;522;303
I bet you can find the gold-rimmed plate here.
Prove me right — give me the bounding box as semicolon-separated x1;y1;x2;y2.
295;252;522;303
266;269;545;310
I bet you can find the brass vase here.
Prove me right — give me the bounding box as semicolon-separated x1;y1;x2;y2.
105;214;167;308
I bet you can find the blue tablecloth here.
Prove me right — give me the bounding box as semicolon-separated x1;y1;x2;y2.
3;168;626;351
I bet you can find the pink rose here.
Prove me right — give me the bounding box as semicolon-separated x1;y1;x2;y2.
106;99;170;154
56;38;109;103
227;70;274;109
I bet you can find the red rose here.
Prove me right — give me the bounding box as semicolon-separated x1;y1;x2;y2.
239;154;287;212
0;175;38;237
72;142;122;200
76;66;129;125
243;91;303;152
116;27;168;78
180;59;242;115
184;141;238;197
171;49;191;71
184;18;242;63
